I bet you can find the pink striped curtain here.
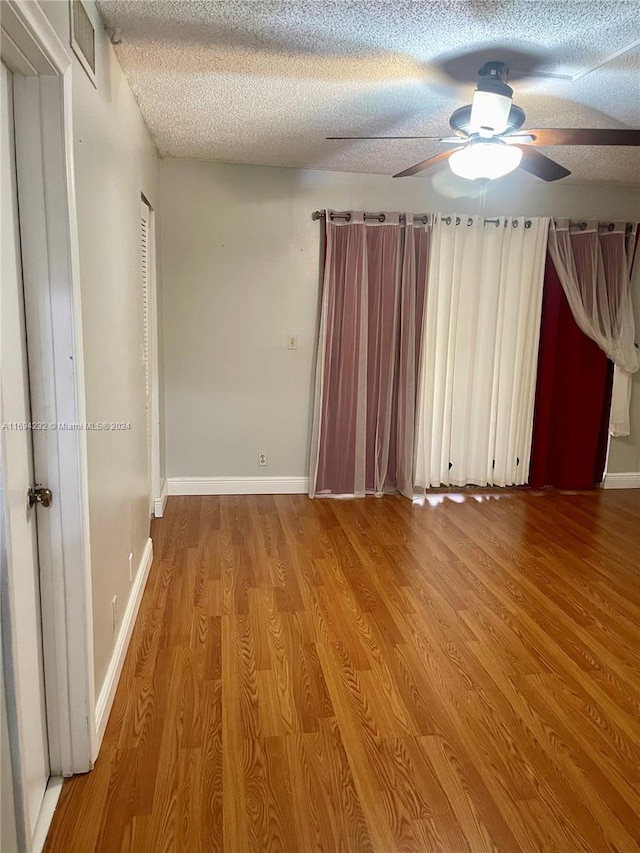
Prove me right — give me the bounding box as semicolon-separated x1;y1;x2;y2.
309;211;432;498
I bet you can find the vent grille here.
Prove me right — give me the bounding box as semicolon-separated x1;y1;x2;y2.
71;0;96;80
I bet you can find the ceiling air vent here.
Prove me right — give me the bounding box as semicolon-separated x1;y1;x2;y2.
70;0;97;87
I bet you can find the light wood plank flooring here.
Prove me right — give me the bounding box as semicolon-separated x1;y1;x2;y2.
45;490;640;852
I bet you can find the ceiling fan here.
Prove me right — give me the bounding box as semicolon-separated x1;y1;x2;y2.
328;61;640;181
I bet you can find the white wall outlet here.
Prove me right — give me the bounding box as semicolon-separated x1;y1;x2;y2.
112;595;118;633
287;334;298;350
258;452;267;467
129;552;133;582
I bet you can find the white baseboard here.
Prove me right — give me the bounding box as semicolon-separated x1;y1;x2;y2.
154;478;168;517
602;472;640;489
32;776;63;853
94;537;153;752
168;476;309;495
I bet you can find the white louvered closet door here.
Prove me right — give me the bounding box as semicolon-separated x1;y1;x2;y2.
141;199;152;512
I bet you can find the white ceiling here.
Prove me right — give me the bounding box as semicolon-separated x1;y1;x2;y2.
97;1;640;185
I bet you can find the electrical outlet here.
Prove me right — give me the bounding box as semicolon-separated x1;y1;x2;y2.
112;595;118;633
258;452;267;467
129;552;133;582
287;334;298;350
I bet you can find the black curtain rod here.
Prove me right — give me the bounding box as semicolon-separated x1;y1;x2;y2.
311;210;635;234
312;211;524;227
311;210;431;224
552;219;635;234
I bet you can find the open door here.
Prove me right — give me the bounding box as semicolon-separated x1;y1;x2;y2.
1;60;51;851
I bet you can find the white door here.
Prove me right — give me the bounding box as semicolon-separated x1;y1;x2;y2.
1;61;50;844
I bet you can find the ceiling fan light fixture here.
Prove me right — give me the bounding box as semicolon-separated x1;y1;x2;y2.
449;139;523;180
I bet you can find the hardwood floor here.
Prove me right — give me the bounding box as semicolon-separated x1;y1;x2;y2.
45;489;640;852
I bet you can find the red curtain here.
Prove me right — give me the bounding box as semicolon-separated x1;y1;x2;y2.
529;254;613;489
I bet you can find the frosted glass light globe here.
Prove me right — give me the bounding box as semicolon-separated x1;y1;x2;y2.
449;140;523;180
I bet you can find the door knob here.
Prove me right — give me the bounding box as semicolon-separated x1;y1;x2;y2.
27;486;53;508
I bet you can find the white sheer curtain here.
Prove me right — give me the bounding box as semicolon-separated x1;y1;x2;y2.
547;220;639;436
414;214;549;488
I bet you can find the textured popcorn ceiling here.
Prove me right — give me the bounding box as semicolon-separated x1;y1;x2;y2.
97;1;640;185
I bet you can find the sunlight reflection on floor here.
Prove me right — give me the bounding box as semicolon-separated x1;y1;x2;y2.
413;490;514;507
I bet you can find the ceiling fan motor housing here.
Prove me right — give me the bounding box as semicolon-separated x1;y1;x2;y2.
476;76;513;99
450;103;526;138
478;61;511;86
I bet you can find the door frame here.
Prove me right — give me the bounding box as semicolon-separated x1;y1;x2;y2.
1;0;95;810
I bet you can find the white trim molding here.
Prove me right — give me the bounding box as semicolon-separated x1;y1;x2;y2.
1;1;71;77
31;777;63;853
94;538;153;751
602;472;640;489
168;476;309;496
154;478;168;517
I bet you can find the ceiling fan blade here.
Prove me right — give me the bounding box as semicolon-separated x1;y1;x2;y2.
326;135;454;140
503;134;535;144
393;150;454;178
516;146;571;181
524;128;640;146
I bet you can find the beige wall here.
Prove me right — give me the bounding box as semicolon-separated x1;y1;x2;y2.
41;1;162;696
607;253;640;475
160;159;639;481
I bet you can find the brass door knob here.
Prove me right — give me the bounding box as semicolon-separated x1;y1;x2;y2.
27;486;53;508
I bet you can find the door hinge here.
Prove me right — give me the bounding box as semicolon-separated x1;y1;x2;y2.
27;486;53;508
